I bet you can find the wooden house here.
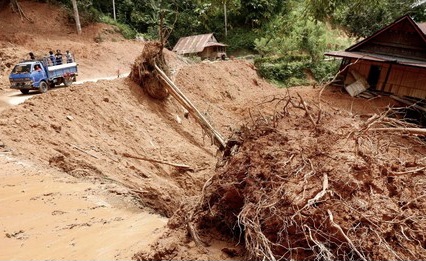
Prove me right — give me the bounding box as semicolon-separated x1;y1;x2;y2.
326;15;426;99
172;33;227;60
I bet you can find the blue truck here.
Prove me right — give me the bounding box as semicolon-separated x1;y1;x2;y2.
9;57;78;94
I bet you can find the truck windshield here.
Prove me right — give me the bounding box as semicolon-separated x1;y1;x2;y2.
12;64;31;74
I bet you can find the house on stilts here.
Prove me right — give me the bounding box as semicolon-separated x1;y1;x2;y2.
326;15;426;100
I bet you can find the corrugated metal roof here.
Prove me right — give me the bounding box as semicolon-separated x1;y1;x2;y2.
325;51;426;68
204;42;227;48
173;33;224;55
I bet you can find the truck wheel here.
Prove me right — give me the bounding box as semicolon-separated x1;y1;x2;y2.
64;77;73;87
39;81;49;93
20;89;30;94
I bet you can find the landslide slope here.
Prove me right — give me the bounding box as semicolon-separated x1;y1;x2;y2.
0;57;281;218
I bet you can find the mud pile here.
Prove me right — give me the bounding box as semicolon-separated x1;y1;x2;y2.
134;86;425;260
185;93;426;260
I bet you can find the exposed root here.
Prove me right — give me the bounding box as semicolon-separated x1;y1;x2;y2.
186;92;426;260
129;41;169;99
327;209;367;261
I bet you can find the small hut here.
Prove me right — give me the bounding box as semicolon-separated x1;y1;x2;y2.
326;15;426;99
172;33;227;60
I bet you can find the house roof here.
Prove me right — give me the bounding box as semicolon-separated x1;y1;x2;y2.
325;15;426;68
347;15;426;52
172;33;226;55
325;50;426;68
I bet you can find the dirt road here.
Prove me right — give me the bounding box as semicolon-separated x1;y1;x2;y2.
0;89;35;112
0;73;131;113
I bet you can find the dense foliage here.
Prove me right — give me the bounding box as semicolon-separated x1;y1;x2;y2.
40;0;426;85
253;4;351;86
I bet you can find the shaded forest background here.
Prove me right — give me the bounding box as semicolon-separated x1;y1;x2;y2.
3;0;426;85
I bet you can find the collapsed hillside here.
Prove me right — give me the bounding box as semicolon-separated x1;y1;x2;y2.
1;3;424;257
0;52;280;219
3;38;422;260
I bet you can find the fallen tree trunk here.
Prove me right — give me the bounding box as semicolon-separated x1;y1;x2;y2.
368;127;426;135
123;152;193;171
129;42;227;151
154;61;227;150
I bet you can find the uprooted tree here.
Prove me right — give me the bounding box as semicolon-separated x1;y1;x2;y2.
129;41;228;149
179;92;426;260
129;41;170;100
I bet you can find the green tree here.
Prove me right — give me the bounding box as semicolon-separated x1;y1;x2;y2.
254;3;353;85
304;0;423;38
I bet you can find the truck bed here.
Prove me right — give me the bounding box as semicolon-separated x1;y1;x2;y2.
47;62;78;79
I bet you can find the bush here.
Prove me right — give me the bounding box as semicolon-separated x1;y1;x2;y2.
253;7;352;87
255;54;340;87
100;15;137;39
255;56;312;87
225;28;260;53
309;59;341;84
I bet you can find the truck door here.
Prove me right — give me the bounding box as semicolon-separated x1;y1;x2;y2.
32;63;46;87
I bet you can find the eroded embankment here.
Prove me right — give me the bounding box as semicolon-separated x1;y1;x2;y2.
0;78;215;217
0;58;279;218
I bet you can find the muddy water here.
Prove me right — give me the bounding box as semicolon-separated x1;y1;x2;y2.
0;153;167;260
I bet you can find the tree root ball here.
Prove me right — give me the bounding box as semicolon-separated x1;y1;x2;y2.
187;95;426;261
129;41;169;100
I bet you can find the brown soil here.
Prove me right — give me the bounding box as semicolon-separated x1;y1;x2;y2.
1;1;425;261
0;0;142;87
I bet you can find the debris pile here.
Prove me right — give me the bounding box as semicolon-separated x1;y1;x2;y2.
187;93;426;260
